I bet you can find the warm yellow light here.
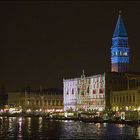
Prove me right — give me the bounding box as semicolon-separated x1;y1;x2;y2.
112;107;115;111
116;106;118;111
98;107;103;111
27;109;31;113
138;107;140;111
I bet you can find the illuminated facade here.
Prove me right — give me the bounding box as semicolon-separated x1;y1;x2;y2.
77;73;105;111
111;88;140;112
8;88;63;113
111;13;129;72
63;78;78;111
63;72;105;111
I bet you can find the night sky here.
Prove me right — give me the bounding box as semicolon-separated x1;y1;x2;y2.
0;1;140;91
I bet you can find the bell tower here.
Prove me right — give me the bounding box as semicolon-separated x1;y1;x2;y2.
111;11;129;72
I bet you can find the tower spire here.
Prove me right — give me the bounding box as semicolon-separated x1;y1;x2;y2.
111;12;129;73
113;11;127;38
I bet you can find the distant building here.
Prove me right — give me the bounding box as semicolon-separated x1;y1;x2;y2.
63;72;140;112
8;88;63;113
110;87;140;112
110;87;140;120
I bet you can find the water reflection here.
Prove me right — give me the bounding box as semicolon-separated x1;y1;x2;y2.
95;123;101;129
103;123;107;127
26;117;31;136
0;117;139;139
8;117;16;137
18;119;23;140
137;126;140;139
38;117;43;132
8;117;13;131
116;124;125;128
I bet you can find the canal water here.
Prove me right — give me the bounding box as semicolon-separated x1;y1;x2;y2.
0;117;140;139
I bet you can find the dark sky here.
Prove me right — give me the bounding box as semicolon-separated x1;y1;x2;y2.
0;1;140;91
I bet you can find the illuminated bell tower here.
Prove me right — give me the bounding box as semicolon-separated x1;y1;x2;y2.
111;11;129;72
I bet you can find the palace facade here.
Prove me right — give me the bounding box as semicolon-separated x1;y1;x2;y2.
8;88;63;113
63;72;105;111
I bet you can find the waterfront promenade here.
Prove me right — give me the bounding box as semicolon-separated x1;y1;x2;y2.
0;112;140;126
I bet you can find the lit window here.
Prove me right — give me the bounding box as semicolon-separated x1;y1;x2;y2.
27;100;30;105
124;52;127;56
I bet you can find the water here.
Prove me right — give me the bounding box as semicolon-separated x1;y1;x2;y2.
0;117;140;139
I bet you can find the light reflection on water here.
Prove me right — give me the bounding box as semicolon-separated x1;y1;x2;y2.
38;117;43;132
116;123;125;128
0;117;139;139
27;117;31;135
18;121;23;140
103;123;107;127
137;126;140;139
95;123;101;129
8;117;17;138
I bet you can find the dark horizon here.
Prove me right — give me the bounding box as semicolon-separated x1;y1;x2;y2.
0;1;140;91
